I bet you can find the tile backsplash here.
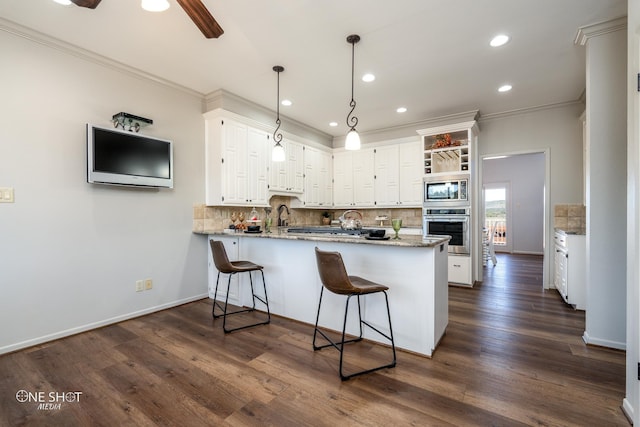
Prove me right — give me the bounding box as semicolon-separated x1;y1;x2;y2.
554;203;585;233
193;197;422;232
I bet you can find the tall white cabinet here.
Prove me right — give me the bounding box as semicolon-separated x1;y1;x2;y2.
374;141;422;207
333;149;376;208
301;146;333;207
269;138;304;194
204;110;270;206
418;119;479;286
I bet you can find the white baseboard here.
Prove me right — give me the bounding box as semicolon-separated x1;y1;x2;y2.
582;330;627;351
0;293;209;355
511;250;544;256
622;398;634;425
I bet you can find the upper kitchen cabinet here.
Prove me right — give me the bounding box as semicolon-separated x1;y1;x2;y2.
418;120;478;177
333;149;375;208
300;146;333;208
204;110;269;206
374;141;423;207
269;138;304;195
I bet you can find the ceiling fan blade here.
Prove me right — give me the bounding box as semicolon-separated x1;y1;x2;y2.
176;0;224;39
69;0;102;8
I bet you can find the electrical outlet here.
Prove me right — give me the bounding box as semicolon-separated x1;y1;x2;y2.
144;279;153;290
0;187;14;203
136;280;144;292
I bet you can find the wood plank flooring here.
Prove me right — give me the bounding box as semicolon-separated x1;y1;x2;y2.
0;253;629;426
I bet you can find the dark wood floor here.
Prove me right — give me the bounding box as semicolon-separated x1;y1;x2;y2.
0;254;629;426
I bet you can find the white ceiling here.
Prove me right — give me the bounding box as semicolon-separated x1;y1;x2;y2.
0;0;627;137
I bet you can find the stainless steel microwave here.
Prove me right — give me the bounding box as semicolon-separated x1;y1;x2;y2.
423;175;469;205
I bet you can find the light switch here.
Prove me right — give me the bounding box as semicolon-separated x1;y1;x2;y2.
0;187;14;203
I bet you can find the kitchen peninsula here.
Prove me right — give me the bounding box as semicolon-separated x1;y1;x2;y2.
195;227;450;357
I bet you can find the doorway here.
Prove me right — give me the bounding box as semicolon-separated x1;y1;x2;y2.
483;182;510;252
479;151;547;287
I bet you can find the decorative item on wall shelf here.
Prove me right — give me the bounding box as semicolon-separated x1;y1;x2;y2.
111;112;152;133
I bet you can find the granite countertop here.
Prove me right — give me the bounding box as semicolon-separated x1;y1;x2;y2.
195;227;450;248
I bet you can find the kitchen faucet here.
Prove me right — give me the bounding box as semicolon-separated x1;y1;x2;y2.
277;204;290;227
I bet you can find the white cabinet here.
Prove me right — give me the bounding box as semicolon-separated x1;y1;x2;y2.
419;129;473;176
554;231;586;310
302;146;333;207
399;142;423;206
247;127;270;205
269;138;304;194
374;145;399;206
208;236;241;305
334;149;375;208
374;142;422;207
448;255;471;285
204;112;269;206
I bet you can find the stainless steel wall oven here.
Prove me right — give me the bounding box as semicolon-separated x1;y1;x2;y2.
423;207;470;254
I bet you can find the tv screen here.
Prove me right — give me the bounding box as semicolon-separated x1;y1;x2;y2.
87;124;173;188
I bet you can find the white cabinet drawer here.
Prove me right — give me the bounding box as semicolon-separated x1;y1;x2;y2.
448;255;471;285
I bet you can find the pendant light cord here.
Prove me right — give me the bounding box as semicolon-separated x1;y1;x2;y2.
273;65;284;144
346;35;360;132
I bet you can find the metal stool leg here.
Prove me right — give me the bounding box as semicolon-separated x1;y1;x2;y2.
313;289;396;381
212;270;271;334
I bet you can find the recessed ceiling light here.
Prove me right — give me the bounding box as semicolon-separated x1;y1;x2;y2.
281;99;292;106
52;0;72;5
362;73;375;83
329;122;338;127
396;107;407;113
490;34;510;47
498;84;512;92
141;0;170;12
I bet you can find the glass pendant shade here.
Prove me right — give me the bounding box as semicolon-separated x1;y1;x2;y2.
345;130;361;151
141;0;169;12
272;142;286;162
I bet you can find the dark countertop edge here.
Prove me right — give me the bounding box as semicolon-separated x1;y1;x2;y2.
193;230;449;248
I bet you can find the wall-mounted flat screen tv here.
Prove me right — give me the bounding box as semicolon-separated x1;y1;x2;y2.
86;123;173;189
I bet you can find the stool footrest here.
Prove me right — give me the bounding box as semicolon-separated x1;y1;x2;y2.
313;288;396;381
211;267;271;334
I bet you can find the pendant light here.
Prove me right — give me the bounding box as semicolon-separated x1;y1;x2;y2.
345;34;361;151
272;65;286;162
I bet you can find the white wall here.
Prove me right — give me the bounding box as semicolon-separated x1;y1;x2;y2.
625;1;640;422
477;103;585;287
627;0;640;421
0;29;208;353
582;22;627;351
483;153;545;255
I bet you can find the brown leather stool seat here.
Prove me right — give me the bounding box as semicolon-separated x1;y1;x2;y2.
313;247;396;380
210;240;270;333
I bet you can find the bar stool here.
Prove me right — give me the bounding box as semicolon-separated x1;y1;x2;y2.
313;247;396;380
209;240;270;333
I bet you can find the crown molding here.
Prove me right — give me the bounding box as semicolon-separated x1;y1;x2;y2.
479;99;584;122
0;17;203;99
204;89;333;145
575;16;627;46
